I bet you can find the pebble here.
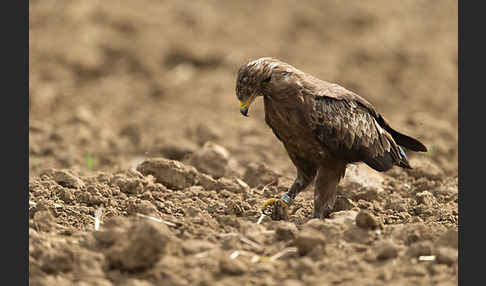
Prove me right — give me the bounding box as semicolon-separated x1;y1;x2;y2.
407;241;433;258
275;221;298;241
40;168;85;189
185;141;230;179
355;210;379;230
375;241;399;260
416;191;437;206
294;229;326;256
136;158;198;190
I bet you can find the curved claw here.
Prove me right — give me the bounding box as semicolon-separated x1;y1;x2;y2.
261;198;289;220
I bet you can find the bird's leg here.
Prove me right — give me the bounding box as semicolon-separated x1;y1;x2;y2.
313;165;345;219
262;169;315;220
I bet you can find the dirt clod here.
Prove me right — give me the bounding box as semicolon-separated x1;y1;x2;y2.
416;191;437;206
105;218;173;271
356;210;379;230
375;241;400;261
41;169;85;189
185;141;230;179
274;221;298;241
136;158;198;190
406;241;434;258
294;229;326;256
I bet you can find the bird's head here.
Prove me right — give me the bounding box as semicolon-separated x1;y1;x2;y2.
235;57;277;116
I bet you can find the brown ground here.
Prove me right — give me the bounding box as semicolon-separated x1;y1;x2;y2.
29;1;458;285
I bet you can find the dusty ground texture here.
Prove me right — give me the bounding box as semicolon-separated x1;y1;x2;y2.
29;1;458;285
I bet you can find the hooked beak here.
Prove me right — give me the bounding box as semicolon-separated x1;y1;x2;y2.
240;106;249;117
239;93;254;117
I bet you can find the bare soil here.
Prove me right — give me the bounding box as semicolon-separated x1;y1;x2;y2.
29;1;458;285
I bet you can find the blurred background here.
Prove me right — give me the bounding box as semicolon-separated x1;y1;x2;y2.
29;0;458;178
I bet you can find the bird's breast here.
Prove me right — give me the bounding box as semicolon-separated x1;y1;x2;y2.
264;98;327;162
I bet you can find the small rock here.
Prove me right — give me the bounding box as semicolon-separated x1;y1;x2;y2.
375;241;399;260
243;162;279;188
60;188;75;203
136;158;198;190
40;169;85;189
294;229;326;256
406;241;433;257
275;221;298;241
111;176;144;195
416;191;437;206
126;198;158;215
185;141;230;179
356;210;379;230
106;219;173;271
435;247;457;266
219;257;246;275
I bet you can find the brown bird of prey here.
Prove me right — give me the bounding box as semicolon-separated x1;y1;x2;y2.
235;57;427;220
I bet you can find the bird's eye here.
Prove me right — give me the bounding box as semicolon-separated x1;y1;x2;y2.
262;76;271;84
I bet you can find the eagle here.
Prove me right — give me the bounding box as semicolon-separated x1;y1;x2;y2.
235;57;427;220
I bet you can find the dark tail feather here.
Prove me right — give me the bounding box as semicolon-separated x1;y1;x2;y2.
376;115;427;152
388;128;427;152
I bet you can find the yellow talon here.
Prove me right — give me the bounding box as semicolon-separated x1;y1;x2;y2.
261;198;289;220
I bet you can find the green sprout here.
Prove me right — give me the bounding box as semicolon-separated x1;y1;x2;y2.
86;153;97;170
